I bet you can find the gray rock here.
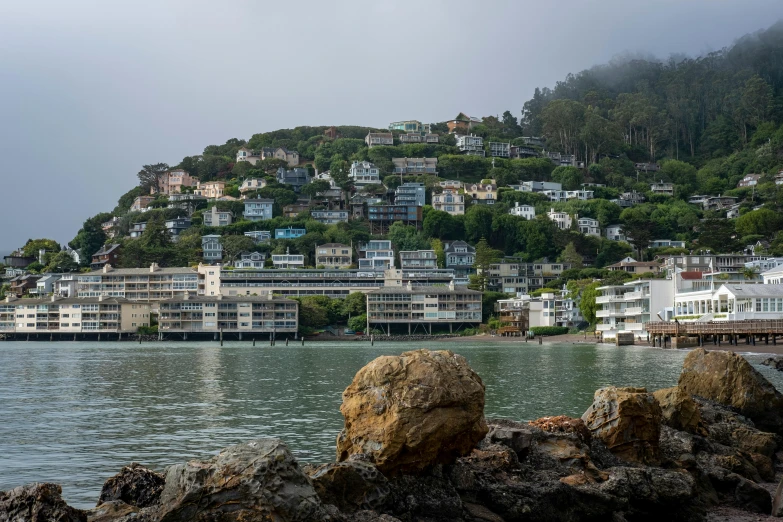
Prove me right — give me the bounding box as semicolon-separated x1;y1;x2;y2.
307;460;389;513
97;463;164;508
0;483;87;522
773;477;783;517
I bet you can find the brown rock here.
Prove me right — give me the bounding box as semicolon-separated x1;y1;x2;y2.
336;349;488;475
0;483;87;522
581;386;662;465
653;386;708;435
529;415;591;443
678;348;783;434
773;476;783;517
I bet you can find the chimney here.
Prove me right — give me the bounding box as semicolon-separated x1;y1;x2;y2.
449;280;455;291
150;263;159;273
98;295;103;302
406;281;413;291
103;264;112;273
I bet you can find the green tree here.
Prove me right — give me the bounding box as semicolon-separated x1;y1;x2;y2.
736;208;782;239
222;235;256;264
137;163;170;194
44;251;79;273
431;238;445;268
550;166;583;191
341;292;366;318
348;314;367;332
298;298;329;328
301;179;331;200
469;238;501;291
69;217;108;266
560;242;583;268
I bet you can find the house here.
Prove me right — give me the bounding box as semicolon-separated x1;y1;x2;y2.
165;217;191;241
236;146;299;167
239;178;267;197
399;250;437;270
660;252;767;275
444;241;475;277
274;227;306;240
283;202;313;218
565;189;593;201
605;225;626;242
439;180;463;190
271;251;305;269
738;174;762;188
233;251;267;269
432;189;465;215
392;157;437;175
455;134;485;156
243;199;274;222
674;284;783;322
276;167;311;192
367;204;422;234
620;191;645;204
726;204;741;219
395;182;426;207
649;239;686;249
130;195;155;212
389;120;431;134
509;145;539;158
245;230;272;244
365;132;394;148
446;113;482;134
488;142;510;158
129;222;146;239
349;193;383;219
650;181;674;196
703;195;738;212
157;169;198;195
606;257;661;274
510;181;562;193
359;240;395;271
9;274;42;296
311;210;349;224
546;208;572;230
167;193;207;215
195;181;225;199
29;274;61;296
101;217;121;238
544;151;584;168
577;217;600;237
399;133;439;143
367;283;482;335
202;235;223;262
90;244;121;271
467;180;497;205
509;203;535;220
202;206;233;227
634;163;660;172
775;170;783;185
349;161;381;188
596;279;673;340
158;295;298;335
315;243;352;269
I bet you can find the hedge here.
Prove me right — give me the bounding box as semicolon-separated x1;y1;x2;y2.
529;326;569;336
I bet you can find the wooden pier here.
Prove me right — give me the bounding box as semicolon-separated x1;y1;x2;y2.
645;320;783;348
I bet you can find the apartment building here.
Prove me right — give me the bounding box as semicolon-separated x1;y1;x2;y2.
467;181;497;205
243;199;274;222
488;142;510;158
432;189;465;215
365;132;394;148
76;264;201;302
392;157;437;175
202;235;223;262
487;260;570;294
547;208;572;230
311;210;349;224
399;250;437;270
349;161;381;188
395;182;426;207
158;295;297;336
367;204;422;234
509;203;535;220
660;253;768;275
359;240;395;271
596;279;673;339
455;134;485;156
315;243;352;269
366;283;482;334
275;227;306;240
202;207;233;227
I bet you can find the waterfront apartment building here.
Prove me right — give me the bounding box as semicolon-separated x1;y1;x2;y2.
158;295;298;337
77;264;200;301
366;283;482;334
432;189;465;215
487;260;571;295
596;279;674;340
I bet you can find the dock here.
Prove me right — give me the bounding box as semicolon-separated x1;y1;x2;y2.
645;320;783;348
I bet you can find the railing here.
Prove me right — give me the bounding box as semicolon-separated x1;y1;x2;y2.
645;319;783;335
596;295;626;304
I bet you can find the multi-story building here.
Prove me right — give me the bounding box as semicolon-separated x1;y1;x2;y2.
274;227;306;240
243;199;274;222
168;194;207;216
239;178;267;197
101;217;121;238
509;203;535;220
0;296;150;335
349;161;381;188
392;157;437;175
311;210;349;225
157;169;198;195
165;217;191;241
389;120;431;134
77;263;199;301
202;235;223;262
367;204;422;234
91;244;121;271
283;202;312;218
738;174;762;188
650;239;687;249
467;180;497;205
28;274;61;297
510;181;562;193
399;133;439;143
202;206;233;227
236;146;299;167
606;257;662;274
547;208;572;230
195;181;225;199
245;230;272;244
158;295;298;337
577;217;600;237
509;145;539;158
399;250;437;270
276;168;311;192
233;251;266;269
746;257;783;274
365;132;394;148
488;142;510;158
439;180;463;190
395;182;426;207
660;252;768;275
446;113;482;134
486;260;570;295
605;225;626;242
130;195;155;212
315;243;352;269
129;222;147;239
703;195;738;212
432;189;465;215
596;279;674;340
444;241;475;278
495;297;528;334
367;283;482;335
650;181;674;196
8;274;41;297
455;134;485;156
359;240;395;271
271;252;305;269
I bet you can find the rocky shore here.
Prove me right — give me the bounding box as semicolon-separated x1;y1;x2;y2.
3;347;783;521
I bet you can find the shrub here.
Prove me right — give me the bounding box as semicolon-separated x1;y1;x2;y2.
529;326;569;336
137;325;158;335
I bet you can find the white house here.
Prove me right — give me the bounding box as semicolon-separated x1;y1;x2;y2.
432;190;465;216
455;134;485;156
234;251;266;269
349;161;381;188
577;217;600;237
271;250;305;269
596;279;674;339
509;203;535;220
547;208;572;230
605;225;626;242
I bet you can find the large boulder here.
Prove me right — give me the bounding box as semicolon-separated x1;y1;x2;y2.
336;349;488;475
0;483;87;522
155;438;327;521
582;386;662;465
678;348;783;433
97;463;164;508
653;386;708;435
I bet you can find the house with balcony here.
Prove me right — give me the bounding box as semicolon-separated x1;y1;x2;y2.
455;134;485;156
8;274;41;297
77;263;199;301
488;142;510;158
395;182;426;207
432;190;465;215
606;257;661;274
101;217;121;238
703;195;738;212
467;180;497;205
236;146;299;167
399;133;439;143
129;222;146;239
243;199;274;222
271;251;305;269
509;203;535;220
276;167;311;192
605;225;626;242
738;174;762;188
367;204;422;234
130;195;155;212
282;202;312;218
399;250;437;270
444;241;475;277
439;180;463;190
577;217;600;237
546;208;572;230
349;161;381;188
510;181;562;193
168;193;207;216
596;280;673;340
446;113;482;134
195;181;225;199
274;227;306;240
90;244;121;271
650;180;674;196
28;274;61;297
365;132;394;148
245;230;271;244
233;251;267;269
509;145;539;158
239;178;267;198
158;169;198;195
495;297;528;334
311;210;349;224
649;239;686;249
202;206;233;227
315;243;352;269
389;120;431;134
202;235;223;263
392;157;437;175
165;217;191;241
486;260;570;295
359;240;395;271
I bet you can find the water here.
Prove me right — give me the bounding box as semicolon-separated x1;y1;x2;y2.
0;340;780;509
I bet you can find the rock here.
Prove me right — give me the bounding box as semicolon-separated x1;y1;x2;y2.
529;415;591;443
581;386;662;465
485;423;533;458
306;460;389;513
762;357;783;371
156;438;327;521
598;467;698;518
0;483;87;522
698;459;772;513
678;348;783;434
653;386;708;435
97;463;164;508
85;500;149;522
336;349;488;475
773;476;783;517
384;469;463;521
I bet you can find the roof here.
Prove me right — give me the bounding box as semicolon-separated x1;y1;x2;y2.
8;296;141;305
680;271;703;280
368;286;481;295
718;284;783;298
607;260;660;268
82;266;197;276
159;295;295;304
94;244;121;256
244;198;275;203
317;243;351;248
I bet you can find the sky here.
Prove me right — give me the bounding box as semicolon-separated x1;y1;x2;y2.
0;0;780;250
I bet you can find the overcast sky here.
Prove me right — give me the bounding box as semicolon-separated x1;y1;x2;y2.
0;0;780;251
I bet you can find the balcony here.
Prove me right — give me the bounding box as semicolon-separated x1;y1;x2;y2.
624;307;648;316
596;309;625;318
596;295;626;304
624;291;645;300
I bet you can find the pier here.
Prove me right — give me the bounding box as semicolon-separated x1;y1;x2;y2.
645;320;783;348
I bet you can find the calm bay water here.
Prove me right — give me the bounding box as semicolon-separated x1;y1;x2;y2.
1;340;781;508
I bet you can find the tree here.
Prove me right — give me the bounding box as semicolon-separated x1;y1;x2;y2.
341;293;366;318
298;298;329;328
137;163;170;194
551;166;584;191
431;238;445;268
69;217;108;266
560;242;583;268
736;208;782;239
388;222;429;252
22;239;60;259
44;251;78;273
222;235;256;264
567;280;601;324
348;314;367;332
620;205;657;260
301;179;331;200
423;210;463;240
469;238;501;291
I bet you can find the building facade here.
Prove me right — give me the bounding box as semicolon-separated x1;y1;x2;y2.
456;134;485;156
509;203;535;220
315;243;352;269
392;157;437;175
202;206;233;227
243;199;274;221
395;182;426;207
349;161;381;188
432;189;465;215
202;235;222;262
